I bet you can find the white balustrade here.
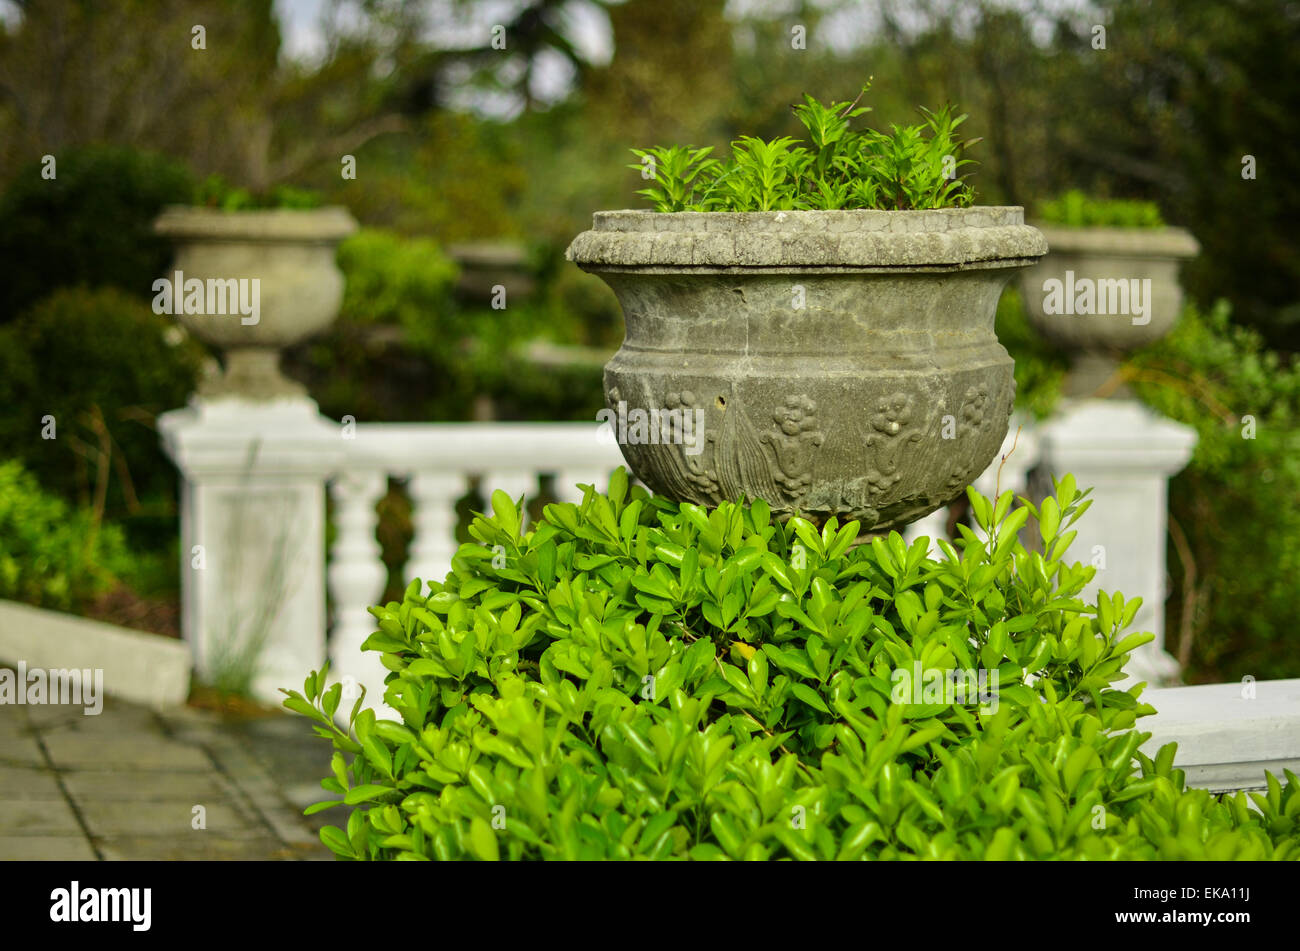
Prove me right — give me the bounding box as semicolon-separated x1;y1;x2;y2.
162;397;1196;713
1039;399;1197;686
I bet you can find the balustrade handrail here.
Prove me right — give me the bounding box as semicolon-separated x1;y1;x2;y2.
342;421;625;477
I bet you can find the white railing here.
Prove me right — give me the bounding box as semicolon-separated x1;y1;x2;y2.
326;422;626;705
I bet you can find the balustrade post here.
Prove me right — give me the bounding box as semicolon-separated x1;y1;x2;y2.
158;399;342;703
1039;399;1196;685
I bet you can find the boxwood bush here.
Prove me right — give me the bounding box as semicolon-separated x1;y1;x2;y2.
287;471;1299;859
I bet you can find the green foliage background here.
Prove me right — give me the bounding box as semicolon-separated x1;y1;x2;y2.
0;460;132;611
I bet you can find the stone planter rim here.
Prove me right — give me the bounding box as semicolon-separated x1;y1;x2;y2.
1028;222;1200;259
567;206;1048;270
154;204;359;244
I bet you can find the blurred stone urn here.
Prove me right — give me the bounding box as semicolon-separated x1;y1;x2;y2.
1018;226;1199;397
153;206;358;400
567;208;1047;530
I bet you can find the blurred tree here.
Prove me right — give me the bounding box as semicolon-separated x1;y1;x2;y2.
0;0;407;191
1067;0;1300;351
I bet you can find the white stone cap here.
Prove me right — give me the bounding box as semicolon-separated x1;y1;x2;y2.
1039;398;1198;474
1141;678;1300;791
158;395;346;477
0;599;192;711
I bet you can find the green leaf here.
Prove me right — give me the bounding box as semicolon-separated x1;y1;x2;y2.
343;784;393;805
469;817;500;861
790;682;831;714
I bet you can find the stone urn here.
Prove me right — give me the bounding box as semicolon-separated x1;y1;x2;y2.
566;208;1047;530
153;206;358;399
1018;226;1199;396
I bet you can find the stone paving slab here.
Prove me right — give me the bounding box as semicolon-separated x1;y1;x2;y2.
41;732;214;771
0;799;83;836
78;800;264;839
0;679;333;861
0;731;45;766
0;764;64;800
0;836;96;860
58;769;240;802
95;835;309;861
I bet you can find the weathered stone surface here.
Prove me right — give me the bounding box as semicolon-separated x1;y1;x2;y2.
78;800;262;838
0;799;82;835
0;765;64;800
567;209;1047;529
59;769;238;802
0;731;44;765
571;208;1046;270
41;733;212;771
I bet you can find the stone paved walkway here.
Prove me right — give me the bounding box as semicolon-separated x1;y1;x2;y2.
0;691;336;860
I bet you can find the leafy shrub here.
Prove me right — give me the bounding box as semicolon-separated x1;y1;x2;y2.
631;86;978;212
0;146;194;324
286;471;1298;860
193;174;323;210
0;286;207;517
1036;190;1165;229
0;461;131;611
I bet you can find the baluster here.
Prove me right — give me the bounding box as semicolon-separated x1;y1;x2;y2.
904;507;950;556
553;469;612;505
407;472;466;591
327;470;390;716
481;471;537;527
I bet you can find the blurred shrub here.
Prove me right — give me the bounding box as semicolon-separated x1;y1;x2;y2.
289;474;1300;860
1128;301;1300;682
329;112;525;243
193;173;323;210
0;460;131;611
1036;190;1165;229
290;229;605;424
0;286;206;518
1001;289;1300;681
337;228;460;330
0;146;193;323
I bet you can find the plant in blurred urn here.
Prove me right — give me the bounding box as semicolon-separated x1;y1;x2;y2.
1019;192;1199;397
